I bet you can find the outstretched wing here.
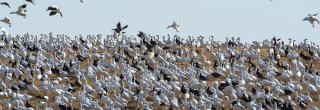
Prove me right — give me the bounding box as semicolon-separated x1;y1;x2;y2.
116;22;121;29
49;11;57;16
122;25;128;30
47;6;58;11
1;2;10;8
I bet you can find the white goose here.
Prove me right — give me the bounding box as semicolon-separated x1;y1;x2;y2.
0;17;12;27
167;21;180;32
10;4;27;18
304;13;320;28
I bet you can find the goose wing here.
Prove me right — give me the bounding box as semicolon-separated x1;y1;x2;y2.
122;25;128;30
116;22;121;30
59;11;63;17
49;11;58;16
0;2;10;8
47;5;58;11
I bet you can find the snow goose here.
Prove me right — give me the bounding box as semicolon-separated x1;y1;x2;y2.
225;85;237;100
307;80;318;93
303;13;320;28
281;69;292;81
167;21;180;32
112;22;128;37
282;95;295;110
101;93;113;106
231;100;246;110
47;5;63;17
10;4;27;18
211;90;224;107
115;95;128;108
0;80;6;91
170;97;179;108
94;101;103;110
27;79;39;95
287;38;294;48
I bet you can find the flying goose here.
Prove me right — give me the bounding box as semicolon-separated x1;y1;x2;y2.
0;2;10;8
167;21;180;32
303;13;320;28
0;17;12;27
47;5;63;17
112;22;128;37
10;4;27;18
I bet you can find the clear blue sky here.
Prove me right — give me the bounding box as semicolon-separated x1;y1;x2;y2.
1;0;320;44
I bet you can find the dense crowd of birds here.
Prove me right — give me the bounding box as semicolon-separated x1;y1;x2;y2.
0;1;320;110
0;28;316;110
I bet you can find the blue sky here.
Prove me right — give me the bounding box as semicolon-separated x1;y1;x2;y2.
1;0;320;43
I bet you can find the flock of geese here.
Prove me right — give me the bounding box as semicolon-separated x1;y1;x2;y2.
0;0;319;110
0;0;76;29
0;0;182;36
0;25;316;110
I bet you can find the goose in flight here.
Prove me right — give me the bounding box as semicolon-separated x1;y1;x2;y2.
0;2;10;8
303;13;320;28
112;22;128;37
47;5;63;17
0;17;12;27
10;4;27;18
167;21;180;32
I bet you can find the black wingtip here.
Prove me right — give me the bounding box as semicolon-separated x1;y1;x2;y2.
21;4;27;8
